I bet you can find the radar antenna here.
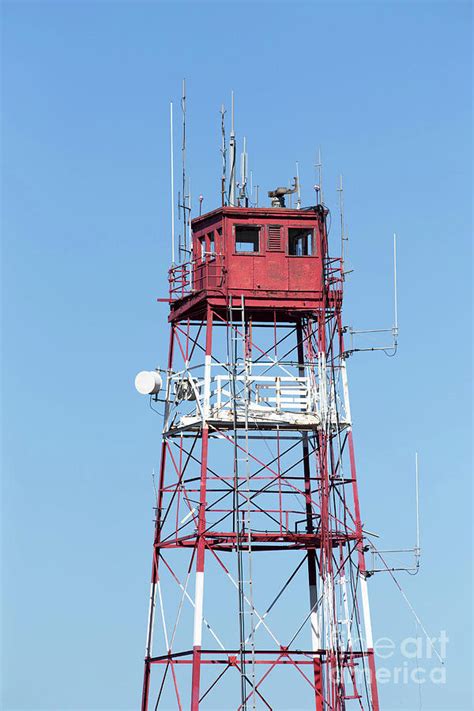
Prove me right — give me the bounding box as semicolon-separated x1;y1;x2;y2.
268;177;298;208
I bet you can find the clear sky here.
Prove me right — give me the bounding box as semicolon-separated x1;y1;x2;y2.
1;1;472;710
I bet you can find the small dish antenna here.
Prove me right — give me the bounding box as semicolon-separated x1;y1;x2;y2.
135;370;163;396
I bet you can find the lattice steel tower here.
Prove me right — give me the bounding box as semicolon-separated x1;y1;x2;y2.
137;195;381;709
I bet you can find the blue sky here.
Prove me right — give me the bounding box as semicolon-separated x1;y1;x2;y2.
1;1;472;710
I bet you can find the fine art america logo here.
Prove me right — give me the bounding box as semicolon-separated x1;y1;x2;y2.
373;630;448;685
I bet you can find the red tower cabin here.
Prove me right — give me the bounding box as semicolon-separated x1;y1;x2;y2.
169;205;341;320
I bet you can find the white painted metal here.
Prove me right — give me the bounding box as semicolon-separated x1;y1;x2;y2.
340;356;352;426
157;580;169;651
168;567;225;651
309;583;321;651
163;364;352;434
340;574;353;649
192;571;204;647
360;574;374;648
202;354;212;422
318;351;328;425
145;581;157;656
180;507;196;525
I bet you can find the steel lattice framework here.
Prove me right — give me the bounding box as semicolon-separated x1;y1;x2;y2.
140;204;380;710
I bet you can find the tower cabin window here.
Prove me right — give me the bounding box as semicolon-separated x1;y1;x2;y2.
199;237;206;262
235;225;260;253
288;228;313;256
208;232;215;259
198;232;215;261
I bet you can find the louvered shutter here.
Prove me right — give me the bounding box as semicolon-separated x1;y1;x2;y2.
267;225;282;251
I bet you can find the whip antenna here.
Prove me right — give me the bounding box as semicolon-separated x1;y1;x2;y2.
220;104;227;206
229;91;236;206
296;162;301;209
393;233;399;345
316;147;324;203
169;102;175;265
337;174;347;265
181;79;187;255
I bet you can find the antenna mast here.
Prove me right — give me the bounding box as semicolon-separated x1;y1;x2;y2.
181;79;188;256
188;177;192;253
170;102;175;265
337;174;347;265
393;233;399;346
229;91;236;206
316;147;323;203
296;161;301;209
220;104;227;206
239;136;248;206
415;452;421;563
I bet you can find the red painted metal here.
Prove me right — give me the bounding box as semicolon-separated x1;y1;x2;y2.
140;203;381;709
190;305;213;709
167;206;341;322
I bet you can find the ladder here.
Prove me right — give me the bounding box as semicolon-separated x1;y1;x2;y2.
228;294;257;711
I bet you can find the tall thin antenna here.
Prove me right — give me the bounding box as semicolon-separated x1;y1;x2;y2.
170;102;175;265
393;233;398;344
415;452;420;560
220;104;227;206
188;177;192;252
181;79;188;254
229;91;236;206
316;147;324;204
295;162;301;209
337;174;346;263
240;136;248;206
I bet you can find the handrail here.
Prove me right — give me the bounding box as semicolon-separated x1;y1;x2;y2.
324;256;344;291
168;253;225;299
167;253;344;299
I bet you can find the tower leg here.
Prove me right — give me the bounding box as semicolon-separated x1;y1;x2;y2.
141;660;151;711
141;327;176;711
190;429;209;710
297;320;324;710
347;414;380;711
190;306;213;710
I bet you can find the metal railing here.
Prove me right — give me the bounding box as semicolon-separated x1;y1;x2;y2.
325;256;344;292
168;254;343;299
168;254;225;299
